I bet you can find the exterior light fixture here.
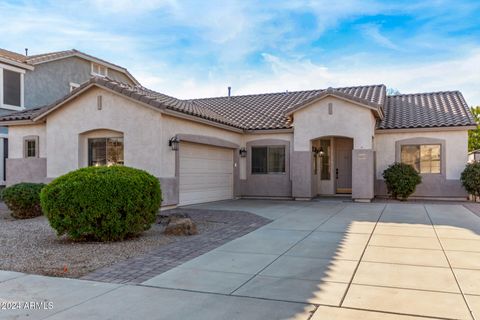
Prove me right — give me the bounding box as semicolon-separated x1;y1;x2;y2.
312;146;319;154
168;136;179;151
239;147;247;157
319;147;325;157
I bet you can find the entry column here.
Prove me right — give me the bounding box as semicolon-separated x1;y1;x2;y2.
352;149;374;202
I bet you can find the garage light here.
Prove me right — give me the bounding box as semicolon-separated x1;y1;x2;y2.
168;137;179;151
239;147;247;157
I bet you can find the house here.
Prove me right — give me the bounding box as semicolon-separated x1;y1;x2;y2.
0;77;475;205
468;150;480;163
0;48;139;182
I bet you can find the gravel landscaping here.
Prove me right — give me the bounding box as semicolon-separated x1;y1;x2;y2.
0;202;224;278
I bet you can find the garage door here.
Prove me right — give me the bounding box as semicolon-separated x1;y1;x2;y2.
179;142;234;205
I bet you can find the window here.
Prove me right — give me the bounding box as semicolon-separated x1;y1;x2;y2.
88;137;124;166
23;136;38;158
3;69;21;106
69;82;80;92
252;146;285;174
401;144;441;174
91;63;108;77
320;139;331;180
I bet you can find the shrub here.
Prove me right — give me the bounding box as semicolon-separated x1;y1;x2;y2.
382;163;422;201
1;183;45;219
461;162;480;198
40;166;162;241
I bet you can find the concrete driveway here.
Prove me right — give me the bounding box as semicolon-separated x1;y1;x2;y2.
1;200;480;320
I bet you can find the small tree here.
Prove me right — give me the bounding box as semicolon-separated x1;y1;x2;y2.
383;163;422;201
461;162;480;200
468;106;480;152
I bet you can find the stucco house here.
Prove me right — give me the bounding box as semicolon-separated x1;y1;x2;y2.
0;77;475;205
0;48;139;183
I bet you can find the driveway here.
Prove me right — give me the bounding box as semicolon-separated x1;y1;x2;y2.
1;200;479;320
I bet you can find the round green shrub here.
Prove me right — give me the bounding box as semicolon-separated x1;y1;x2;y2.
1;183;45;219
382;163;422;201
461;162;480;198
40;166;162;241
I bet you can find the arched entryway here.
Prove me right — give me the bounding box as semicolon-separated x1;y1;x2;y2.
312;136;354;196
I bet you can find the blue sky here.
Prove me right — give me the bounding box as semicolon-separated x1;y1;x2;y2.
1;0;480;105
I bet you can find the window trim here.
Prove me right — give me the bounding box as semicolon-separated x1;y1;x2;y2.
91;62;108;77
395;137;445;176
0;65;25;111
23;135;39;158
251;145;286;175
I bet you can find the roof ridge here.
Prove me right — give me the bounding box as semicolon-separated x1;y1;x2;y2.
188;84;385;101
388;90;462;97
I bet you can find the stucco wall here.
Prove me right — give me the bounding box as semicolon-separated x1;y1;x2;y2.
291;96;377;199
375;130;468;180
24;57;134;108
160;115;242;178
8;124;47;158
45;87;163;177
293;97;376;150
375;129;469;198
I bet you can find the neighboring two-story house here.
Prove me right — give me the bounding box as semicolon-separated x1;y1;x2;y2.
0;48;139;183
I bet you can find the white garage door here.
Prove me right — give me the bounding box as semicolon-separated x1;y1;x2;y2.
179;142;234;205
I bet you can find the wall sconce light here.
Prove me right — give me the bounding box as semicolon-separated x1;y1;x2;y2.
168;136;179;151
319;147;325;157
239;147;247;157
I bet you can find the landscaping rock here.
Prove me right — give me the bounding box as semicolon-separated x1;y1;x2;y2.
167;213;191;223
164;218;198;236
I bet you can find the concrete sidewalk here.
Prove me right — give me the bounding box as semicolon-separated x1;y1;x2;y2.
1;200;479;319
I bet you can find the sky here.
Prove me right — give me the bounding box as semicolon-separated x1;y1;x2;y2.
1;0;480;105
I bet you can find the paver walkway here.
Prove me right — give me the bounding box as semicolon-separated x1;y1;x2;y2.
1;200;480;320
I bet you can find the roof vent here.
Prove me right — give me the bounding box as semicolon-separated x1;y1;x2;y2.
228;86;231;97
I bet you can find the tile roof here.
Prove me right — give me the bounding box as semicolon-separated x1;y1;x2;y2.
0;77;475;131
191;85;386;130
378;91;477;129
0;77;240;128
0;48;27;64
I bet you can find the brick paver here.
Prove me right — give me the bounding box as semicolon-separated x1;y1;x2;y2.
81;209;271;284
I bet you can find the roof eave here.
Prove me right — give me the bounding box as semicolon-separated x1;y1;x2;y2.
375;125;477;133
0;57;34;70
285;92;383;118
27;51;140;85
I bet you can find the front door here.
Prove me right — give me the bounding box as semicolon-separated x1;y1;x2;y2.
335;138;353;194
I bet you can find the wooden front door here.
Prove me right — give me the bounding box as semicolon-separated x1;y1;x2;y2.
335;138;353;194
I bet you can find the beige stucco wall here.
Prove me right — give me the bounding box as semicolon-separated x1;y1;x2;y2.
8;124;47;158
42;87;243;179
45;88;163;177
293;96;376;150
375;129;469;180
161;115;242;178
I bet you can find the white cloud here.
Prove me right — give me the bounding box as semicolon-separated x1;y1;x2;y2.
360;24;400;50
139;49;480;107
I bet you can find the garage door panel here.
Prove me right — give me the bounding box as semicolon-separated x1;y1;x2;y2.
180;159;232;173
179;142;234;205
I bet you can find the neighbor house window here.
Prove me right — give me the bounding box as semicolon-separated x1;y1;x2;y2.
88;137;124;166
91;63;108;77
3;69;21;107
401;144;441;174
23;136;39;158
252;146;285;174
320;139;331;180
